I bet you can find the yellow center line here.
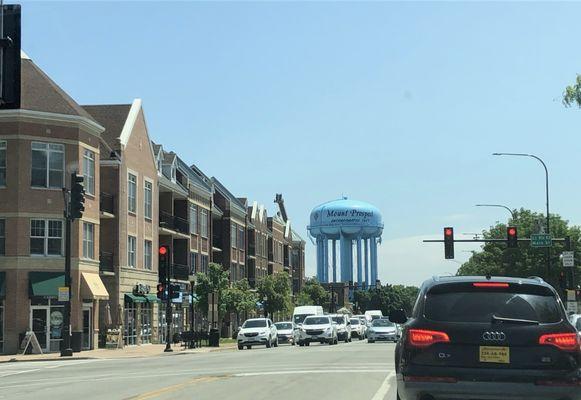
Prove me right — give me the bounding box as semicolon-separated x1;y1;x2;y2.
125;375;226;400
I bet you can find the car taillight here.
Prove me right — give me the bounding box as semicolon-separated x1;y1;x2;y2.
539;333;579;351
472;282;509;288
408;329;450;348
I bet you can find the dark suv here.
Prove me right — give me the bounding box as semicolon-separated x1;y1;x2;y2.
389;276;581;400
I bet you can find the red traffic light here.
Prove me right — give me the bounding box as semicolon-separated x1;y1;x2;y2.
445;228;453;237
508;228;516;236
159;246;168;256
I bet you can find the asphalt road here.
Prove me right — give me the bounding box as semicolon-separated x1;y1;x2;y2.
0;340;397;400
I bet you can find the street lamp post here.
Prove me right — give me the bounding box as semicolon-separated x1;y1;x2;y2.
492;153;551;276
475;204;516;221
263;295;268;319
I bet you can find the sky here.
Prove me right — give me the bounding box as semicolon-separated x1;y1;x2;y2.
16;1;581;286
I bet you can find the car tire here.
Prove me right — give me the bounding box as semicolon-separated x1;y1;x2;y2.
368;339;374;344
306;342;310;346
238;344;243;350
266;338;272;348
247;346;252;350
344;337;349;343
274;339;278;347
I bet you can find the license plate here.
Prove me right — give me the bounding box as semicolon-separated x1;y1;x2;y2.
479;346;510;364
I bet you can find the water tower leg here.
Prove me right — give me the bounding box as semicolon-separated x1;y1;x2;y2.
356;237;363;288
332;239;337;283
370;237;378;287
322;238;329;283
316;237;323;282
364;239;369;290
340;234;349;283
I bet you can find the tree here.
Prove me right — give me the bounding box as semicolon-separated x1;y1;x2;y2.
257;272;293;319
563;75;581;108
194;262;229;317
221;279;257;324
295;278;329;309
457;208;581;288
353;285;419;316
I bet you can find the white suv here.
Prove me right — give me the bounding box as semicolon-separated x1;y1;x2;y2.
349;317;365;339
298;315;338;346
237;318;278;350
331;314;352;343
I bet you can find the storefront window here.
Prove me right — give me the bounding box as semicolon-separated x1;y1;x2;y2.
140;303;152;344
124;302;137;345
49;306;64;352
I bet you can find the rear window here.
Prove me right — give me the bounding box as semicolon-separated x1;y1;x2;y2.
424;285;562;324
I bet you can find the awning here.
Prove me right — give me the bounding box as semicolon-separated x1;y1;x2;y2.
81;272;109;300
124;293;160;303
29;272;64;298
0;272;5;298
145;294;161;303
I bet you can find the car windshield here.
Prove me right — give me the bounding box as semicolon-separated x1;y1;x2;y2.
304;317;330;325
242;320;267;328
350;319;359;325
425;288;562;323
331;316;344;324
293;314;312;324
372;319;394;327
370;315;381;320
275;323;292;330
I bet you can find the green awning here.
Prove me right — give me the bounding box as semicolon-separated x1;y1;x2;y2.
124;293;147;303
0;272;5;298
145;294;161;303
29;272;64;298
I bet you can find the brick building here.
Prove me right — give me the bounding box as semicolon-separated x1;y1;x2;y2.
246;202;270;288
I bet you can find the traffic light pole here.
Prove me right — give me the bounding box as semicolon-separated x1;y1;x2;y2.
165;263;173;352
61;200;73;357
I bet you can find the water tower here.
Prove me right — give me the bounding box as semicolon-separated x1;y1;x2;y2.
308;198;383;289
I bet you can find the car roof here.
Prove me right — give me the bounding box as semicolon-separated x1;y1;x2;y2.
245;318;268;321
274;321;293;324
421;275;551;290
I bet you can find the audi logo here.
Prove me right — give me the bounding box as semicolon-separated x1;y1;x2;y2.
482;331;506;341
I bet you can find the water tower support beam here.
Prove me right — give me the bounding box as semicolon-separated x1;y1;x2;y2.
364;239;369;290
356;237;363;287
316;237;323;282
340;234;349;282
370;237;378;287
332;239;337;283
322;238;329;283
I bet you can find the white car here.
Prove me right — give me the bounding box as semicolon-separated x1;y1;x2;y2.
237;318;278;350
274;321;297;345
349;317;366;339
330;314;352;343
367;318;398;343
569;313;581;334
298;315;338;346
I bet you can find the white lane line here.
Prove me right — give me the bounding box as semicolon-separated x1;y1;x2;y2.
44;360;99;369
370;372;395;400
0;369;41;378
233;369;387;377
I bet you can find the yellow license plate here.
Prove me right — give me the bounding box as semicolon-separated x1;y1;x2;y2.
479;346;510;364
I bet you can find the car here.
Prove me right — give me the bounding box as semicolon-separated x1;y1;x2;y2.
330;314;352;343
350;317;366;339
237;318;278;350
293;305;324;325
298;315;338;346
274;321;297;345
390;276;581;400
367;318;398;343
569;313;581;331
364;310;383;324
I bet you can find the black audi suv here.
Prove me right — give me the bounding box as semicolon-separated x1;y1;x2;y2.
390;275;581;400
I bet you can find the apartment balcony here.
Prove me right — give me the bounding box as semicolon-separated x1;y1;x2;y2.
100;192;115;218
159;211;189;238
171;263;190;281
99;251;115;275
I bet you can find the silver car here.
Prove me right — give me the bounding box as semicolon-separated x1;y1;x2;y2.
367;318;398;343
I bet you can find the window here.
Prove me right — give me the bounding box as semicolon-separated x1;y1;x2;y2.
82;222;94;259
231;224;236;248
31;142;64;188
82;150;95;196
127;236;136;267
190;204;198;235
201;255;208;274
144;180;152;220
230;263;237;281
0;140;5;187
0;219;4;255
30;219;63;256
144;240;152;270
190;252;197;274
201;209;208;238
238;227;245;249
128;174;137;214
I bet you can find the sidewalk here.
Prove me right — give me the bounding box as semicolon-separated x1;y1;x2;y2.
0;343;237;363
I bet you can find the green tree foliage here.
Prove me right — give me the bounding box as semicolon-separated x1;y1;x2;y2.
563;75;581;107
295;277;329;309
257;272;293;318
194;262;230;316
221;279;258;320
457;209;580;287
353;285;419;316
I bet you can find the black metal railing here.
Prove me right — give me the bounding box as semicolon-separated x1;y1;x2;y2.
172;263;190;281
100;192;115;214
99;251;114;273
159;211;189;234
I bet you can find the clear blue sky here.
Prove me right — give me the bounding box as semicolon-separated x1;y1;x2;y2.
19;1;581;286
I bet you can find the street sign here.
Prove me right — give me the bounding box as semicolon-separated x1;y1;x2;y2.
567;290;576;302
562;251;575;267
531;234;552;248
58;287;69;302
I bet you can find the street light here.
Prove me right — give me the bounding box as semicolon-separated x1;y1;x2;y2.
263;295;268;319
492;152;550;275
475;204;516;220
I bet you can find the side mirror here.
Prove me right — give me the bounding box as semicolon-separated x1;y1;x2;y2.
237;326;241;331
389;309;408;324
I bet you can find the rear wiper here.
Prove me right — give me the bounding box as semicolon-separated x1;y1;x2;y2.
491;315;539;325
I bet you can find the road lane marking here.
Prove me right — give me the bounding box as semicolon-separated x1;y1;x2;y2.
124;376;224;400
0;369;41;378
44;360;102;369
233;369;387;377
370;372;395;400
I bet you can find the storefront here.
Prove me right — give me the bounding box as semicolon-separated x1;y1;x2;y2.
123;293;159;346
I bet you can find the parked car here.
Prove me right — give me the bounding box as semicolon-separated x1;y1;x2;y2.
237;318;278;350
331;314;352;343
390;276;581;400
350;317;366;339
568;313;581;332
298;315;338;346
367;318;398;343
293;305;324;325
274;321;297;345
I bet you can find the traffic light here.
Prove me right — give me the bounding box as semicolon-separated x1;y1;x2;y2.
169;284;181;299
70;174;85;219
156;283;165;300
444;227;454;259
159;245;170;283
507;226;518;248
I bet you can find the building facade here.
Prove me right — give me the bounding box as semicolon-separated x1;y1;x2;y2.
246;202;270;288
